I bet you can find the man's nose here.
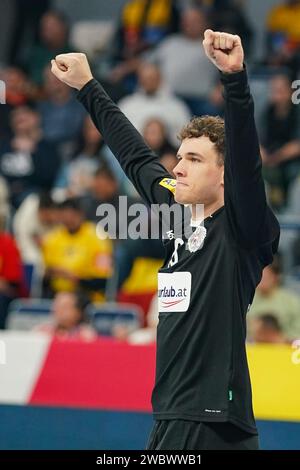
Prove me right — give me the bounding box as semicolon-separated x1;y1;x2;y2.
174;160;187;177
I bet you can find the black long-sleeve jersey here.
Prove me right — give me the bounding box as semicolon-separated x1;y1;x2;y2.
77;68;280;434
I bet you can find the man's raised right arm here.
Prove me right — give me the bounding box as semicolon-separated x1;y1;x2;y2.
51;53;174;207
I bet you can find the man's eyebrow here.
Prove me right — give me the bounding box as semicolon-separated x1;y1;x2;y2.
176;152;205;159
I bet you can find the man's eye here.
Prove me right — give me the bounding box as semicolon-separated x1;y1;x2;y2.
191;158;200;163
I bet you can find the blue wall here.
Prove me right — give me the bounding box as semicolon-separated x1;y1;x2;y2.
0;405;299;450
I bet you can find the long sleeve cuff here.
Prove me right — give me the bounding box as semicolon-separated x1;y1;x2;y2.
219;65;251;105
77;78;100;102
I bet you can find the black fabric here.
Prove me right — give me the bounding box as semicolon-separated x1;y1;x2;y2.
77;68;280;438
146;420;259;450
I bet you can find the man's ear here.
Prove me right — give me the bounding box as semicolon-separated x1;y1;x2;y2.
221;167;224;187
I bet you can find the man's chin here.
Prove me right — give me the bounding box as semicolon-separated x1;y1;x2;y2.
174;192;190;205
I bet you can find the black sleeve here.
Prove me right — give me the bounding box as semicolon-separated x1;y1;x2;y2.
77;79;175;208
220;68;280;251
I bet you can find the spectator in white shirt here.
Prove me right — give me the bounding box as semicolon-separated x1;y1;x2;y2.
148;7;216;114
118;61;190;147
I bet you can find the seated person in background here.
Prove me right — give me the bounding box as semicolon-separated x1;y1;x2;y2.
266;0;300;77
148;7;216;115
116;237;164;324
113;291;159;344
36;291;96;340
103;117;179;198
0;105;60;209
79;164;122;230
249;313;288;344
0;213;23;329
118;61;190;147
24;10;72;86
260;74;300;210
54;116;125;198
13;192;59;268
208;0;253;56
143;118;177;168
0;66;35;107
42;198;113;301
200;80;225;117
108;0;179;87
0;66;38;141
38;65;86;158
248;255;300;341
142;117;178;188
54;116;104;198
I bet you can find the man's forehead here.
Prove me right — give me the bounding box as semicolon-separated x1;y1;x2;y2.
177;136;215;155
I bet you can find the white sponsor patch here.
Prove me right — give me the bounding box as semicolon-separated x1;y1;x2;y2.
158;272;192;312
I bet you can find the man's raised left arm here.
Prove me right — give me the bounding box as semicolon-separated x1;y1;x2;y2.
203;29;280;250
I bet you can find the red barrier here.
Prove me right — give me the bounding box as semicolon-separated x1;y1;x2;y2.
29;337;156;411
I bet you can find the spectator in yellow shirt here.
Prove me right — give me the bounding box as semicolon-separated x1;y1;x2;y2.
266;0;300;75
267;0;300;49
42;198;112;300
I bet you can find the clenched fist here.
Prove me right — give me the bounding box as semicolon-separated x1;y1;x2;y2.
203;29;244;74
51;53;94;90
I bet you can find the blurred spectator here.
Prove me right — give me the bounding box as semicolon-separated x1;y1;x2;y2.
8;0;50;65
79;163;140;242
143;118;177;175
42;198;113;301
108;0;180;88
0;213;22;329
266;0;300;77
208;0;253;56
80;164;120;224
208;81;225;116
54;116;105;197
0;66;35;140
267;0;300;46
54;115;132;198
37;66;86;157
148;7;216;114
267;0;300;65
0;66;33;107
13;192;59;266
143;118;177;160
113;292;158;343
24;10;72;86
260;74;300;209
118;62;190;146
250;313;288;344
117;237;164;324
248;255;300;340
0;105;60;209
36;291;96;340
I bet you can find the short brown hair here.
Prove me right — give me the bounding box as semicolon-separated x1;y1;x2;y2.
179;115;225;166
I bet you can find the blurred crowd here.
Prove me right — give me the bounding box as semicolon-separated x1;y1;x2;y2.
0;0;299;344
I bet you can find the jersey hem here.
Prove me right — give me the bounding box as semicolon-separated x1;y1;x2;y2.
153;412;258;435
